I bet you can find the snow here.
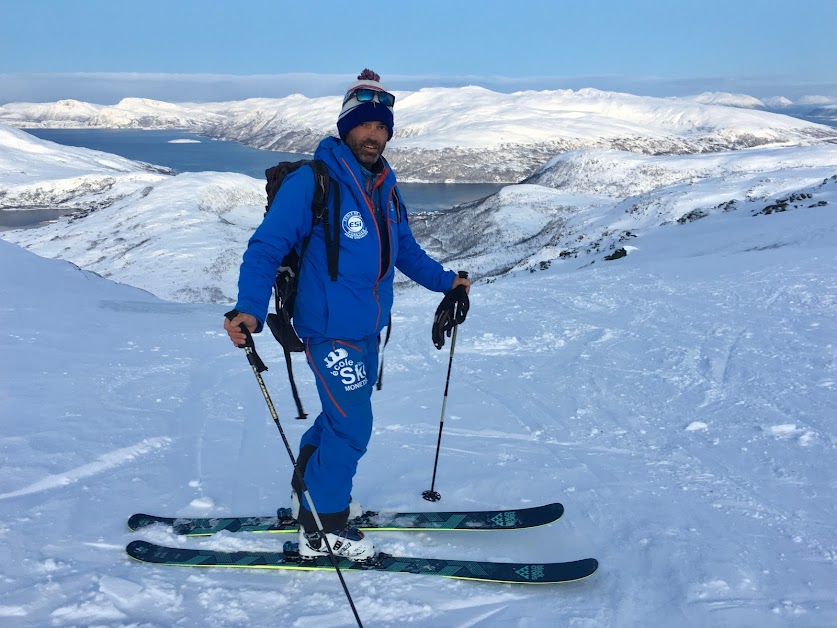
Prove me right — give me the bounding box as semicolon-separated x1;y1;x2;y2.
763;96;795;109
4;123;837;304
3;87;836;182
675;92;766;109
1;110;836;627
796;95;835;106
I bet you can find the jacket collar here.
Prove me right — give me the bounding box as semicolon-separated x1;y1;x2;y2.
315;136;394;193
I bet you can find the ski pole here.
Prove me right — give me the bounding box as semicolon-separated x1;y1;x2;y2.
225;311;364;628
422;322;460;502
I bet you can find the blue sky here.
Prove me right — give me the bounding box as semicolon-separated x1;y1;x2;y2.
2;0;836;103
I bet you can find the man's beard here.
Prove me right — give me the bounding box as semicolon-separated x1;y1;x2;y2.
347;136;385;168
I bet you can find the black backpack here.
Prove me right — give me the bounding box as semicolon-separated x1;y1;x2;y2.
263;159;341;419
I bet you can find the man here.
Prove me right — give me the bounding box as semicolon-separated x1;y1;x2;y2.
224;69;470;560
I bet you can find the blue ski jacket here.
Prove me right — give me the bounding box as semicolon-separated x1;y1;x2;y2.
234;136;456;342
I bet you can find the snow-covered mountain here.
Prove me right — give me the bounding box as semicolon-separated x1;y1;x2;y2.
762;95;795;108
89;97;226;129
676;91;766;108
2;122;835;306
410;146;837;278
0;98;103;125
0;123;263;302
0;97;221;130
0;124;171;213
0;123;167;181
2;88;836;182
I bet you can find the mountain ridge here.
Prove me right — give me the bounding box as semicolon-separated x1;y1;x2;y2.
2;87;836;182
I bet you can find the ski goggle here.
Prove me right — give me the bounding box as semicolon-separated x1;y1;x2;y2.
343;87;396;108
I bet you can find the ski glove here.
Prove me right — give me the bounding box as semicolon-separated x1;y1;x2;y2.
432;283;470;350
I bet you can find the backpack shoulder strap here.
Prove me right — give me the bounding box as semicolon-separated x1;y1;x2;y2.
391;184;404;223
308;159;340;281
308;159;330;221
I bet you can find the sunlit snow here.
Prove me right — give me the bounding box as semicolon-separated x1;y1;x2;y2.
0;94;835;626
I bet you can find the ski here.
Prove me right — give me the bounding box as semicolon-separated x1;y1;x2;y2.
126;539;598;585
128;502;563;536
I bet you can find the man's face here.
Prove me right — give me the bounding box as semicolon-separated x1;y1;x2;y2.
345;121;389;168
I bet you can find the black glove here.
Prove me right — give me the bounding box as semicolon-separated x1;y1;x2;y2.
432;284;469;350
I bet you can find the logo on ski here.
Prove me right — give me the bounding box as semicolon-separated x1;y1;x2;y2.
490;511;519;527
514;565;546;581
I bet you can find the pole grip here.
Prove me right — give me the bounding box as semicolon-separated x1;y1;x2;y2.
225;310;267;373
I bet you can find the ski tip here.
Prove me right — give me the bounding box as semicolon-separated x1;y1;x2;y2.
543;557;598;583
127;513;175;531
127;514;150;530
126;540;166;564
578;557;599;579
125;540;148;560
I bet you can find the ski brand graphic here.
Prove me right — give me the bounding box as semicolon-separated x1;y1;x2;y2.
490;511;519;527
342;211;367;239
514;565;546;581
324;348;349;369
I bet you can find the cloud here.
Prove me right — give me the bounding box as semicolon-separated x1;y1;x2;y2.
1;72;836;105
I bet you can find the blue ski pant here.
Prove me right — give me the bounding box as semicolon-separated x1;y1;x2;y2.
293;337;378;532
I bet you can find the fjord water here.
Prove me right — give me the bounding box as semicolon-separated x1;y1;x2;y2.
23;128;504;212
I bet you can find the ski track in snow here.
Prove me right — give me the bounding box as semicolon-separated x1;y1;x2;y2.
0;437;171;500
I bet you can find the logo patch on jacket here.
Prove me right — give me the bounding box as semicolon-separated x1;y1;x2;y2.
325;348;368;391
342;211;368;240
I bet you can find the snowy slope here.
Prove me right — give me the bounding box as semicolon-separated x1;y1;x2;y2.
0;126;264;303
0;124;170;213
1;183;835;625
2;170;263;303
0;124;167;182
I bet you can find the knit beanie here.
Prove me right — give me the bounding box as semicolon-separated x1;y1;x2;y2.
337;69;394;140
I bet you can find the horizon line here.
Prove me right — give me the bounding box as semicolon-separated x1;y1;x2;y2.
2;71;836;106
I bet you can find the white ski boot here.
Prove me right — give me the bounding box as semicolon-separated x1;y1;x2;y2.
298;527;375;560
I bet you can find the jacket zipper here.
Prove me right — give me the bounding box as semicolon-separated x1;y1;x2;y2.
340;157;391;331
